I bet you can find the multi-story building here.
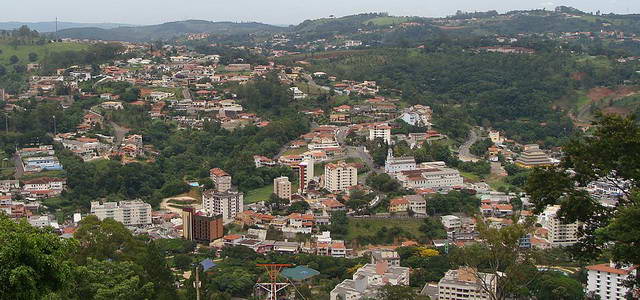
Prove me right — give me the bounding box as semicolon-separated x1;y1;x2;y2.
389;197;409;213
90;200;152;226
586;262;637;300
541;205;579;247
330;262;410;300
181;208;224;243
371;249;401;267
273;176;292;200
441;215;462;232
202;190;244;224
395;164;464;190
209;168;232;192
369;123;392;144
384;149;416;173
298;159;314;193
515;144;554;168
437;267;496;300
324;161;358;193
406;194;427;215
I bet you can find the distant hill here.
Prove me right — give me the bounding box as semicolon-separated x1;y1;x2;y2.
57;20;286;42
0;21;131;33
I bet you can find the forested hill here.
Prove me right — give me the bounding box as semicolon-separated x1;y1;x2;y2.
53;8;640;42
56;20;286;42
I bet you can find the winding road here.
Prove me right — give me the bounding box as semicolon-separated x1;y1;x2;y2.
458;128;480;162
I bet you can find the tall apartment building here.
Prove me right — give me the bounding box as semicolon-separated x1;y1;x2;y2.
90;200;152;226
182;208;224;243
298;159;314;193
209;168;232;192
273;176;292;200
324;161;358;193
202;190;243;224
542;205;579;247
586;262;637;300
437;267;496;300
369;123;392;144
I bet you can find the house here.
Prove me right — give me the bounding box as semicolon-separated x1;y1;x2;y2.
389;197;409;213
437;267;496;300
330;262;410;300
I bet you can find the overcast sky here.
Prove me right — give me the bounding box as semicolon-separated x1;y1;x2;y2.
3;0;639;25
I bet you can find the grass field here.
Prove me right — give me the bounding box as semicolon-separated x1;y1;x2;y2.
460;171;482;183
364;16;411;26
346;217;423;240
0;42;88;67
282;147;308;156
21;170;66;180
244;184;274;204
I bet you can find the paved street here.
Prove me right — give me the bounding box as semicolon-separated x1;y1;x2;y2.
458;128;479;162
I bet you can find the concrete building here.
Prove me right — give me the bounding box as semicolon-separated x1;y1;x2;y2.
384;149;416;173
90;200;152;226
406;194;427;215
298;159;314;194
369;123;391;144
541;205;579;247
515;144;554;168
324;161;358;193
441;215;462;232
371;249;401;267
330;262;410;300
273;176;292;200
437;267;496;300
395;163;464;190
202;190;244;224
586;262;637;300
182;208;224;243
209;168;232;192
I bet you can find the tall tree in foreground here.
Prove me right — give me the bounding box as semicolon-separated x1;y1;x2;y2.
451;217;539;300
526;114;640;293
0;215;77;299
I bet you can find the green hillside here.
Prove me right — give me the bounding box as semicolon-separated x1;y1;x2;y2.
0;42;87;67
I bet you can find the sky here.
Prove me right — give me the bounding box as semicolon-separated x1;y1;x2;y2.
3;0;640;25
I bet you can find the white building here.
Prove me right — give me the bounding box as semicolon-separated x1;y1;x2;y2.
384;149;416;173
330;262;410;300
90;200;152;226
290;87;307;100
202;190;244;224
586;262;637;300
488;130;504;145
369;123;392;144
324;161;358;193
540;205;580;247
273;176;292;200
395;162;463;189
441;215;462;232
437;267;496;300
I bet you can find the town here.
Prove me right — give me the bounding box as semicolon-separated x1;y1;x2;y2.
1;4;640;300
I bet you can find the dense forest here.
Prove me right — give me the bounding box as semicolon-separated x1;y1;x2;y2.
306;45;639;145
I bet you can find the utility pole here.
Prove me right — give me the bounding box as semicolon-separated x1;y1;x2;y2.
5;114;7;134
53;115;57;135
194;265;201;300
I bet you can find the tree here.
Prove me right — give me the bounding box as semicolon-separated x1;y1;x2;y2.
73;216;143;263
530;271;585;300
0;215;77;299
287;200;310;214
69;258;154;300
451;218;539;300
419;218;447;242
9;55;19;65
376;284;427;300
526;115;640;267
329;211;349;237
173;254;192;270
0;65;6;77
28;52;38;62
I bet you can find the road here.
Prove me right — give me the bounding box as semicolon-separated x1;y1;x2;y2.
458;128;479;162
160;196;199;214
13;154;24;178
110;121;130;144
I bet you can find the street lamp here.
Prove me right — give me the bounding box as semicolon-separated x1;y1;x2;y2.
53;115;57;135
